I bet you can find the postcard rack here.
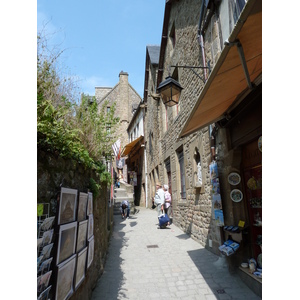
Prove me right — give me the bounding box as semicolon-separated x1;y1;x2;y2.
37;203;50;238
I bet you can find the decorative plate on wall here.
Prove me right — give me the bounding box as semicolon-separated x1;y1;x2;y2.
230;189;243;202
258;136;262;152
228;172;241;185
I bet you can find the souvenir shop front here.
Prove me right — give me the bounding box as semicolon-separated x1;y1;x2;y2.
213;83;262;295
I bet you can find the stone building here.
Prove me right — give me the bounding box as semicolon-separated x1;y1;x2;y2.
94;71;142;178
95;71;142;156
144;0;221;252
144;0;262;296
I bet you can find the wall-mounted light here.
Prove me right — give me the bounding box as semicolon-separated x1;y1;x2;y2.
157;76;183;107
157;64;211;107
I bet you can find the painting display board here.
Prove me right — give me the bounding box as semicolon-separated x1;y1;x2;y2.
37;187;95;300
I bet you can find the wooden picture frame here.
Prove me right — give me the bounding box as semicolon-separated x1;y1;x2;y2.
56;222;77;265
87;192;93;216
77;192;88;222
87;236;94;269
58;187;78;225
87;214;94;239
55;254;76;300
74;247;88;290
76;220;88;252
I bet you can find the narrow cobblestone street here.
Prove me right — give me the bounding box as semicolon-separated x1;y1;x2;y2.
91;207;261;300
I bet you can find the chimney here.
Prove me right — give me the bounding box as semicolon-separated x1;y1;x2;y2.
119;71;129;84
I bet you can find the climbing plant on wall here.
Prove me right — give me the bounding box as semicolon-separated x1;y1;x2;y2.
37;30;118;184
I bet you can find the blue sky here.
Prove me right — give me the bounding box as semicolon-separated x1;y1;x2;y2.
37;0;165;99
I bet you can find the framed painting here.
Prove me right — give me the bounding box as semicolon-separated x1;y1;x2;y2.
76;220;88;252
87;214;94;239
74;247;88;290
77;192;88;222
58;187;78;225
87;236;94;269
55;254;76;300
56;222;77;265
87;192;93;216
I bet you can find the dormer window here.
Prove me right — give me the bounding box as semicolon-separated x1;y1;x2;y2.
170;22;176;48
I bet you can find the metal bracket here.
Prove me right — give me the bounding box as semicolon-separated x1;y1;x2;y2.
224;39;254;89
171;62;211;84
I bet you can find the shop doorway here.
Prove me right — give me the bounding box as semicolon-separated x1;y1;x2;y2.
242;138;262;260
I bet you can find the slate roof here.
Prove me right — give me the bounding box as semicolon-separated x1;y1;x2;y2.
146;45;160;65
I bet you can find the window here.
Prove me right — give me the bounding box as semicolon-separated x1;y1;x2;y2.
172;68;180;117
149;131;153;155
107;106;110;113
106;123;111;133
169;22;176;48
165;158;172;195
178;149;186;199
229;0;246;32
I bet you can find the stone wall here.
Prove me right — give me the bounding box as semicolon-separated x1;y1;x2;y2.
145;0;224;254
37;149;112;300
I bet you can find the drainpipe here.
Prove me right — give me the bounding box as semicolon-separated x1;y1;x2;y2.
198;1;216;161
144;147;148;208
197;0;208;80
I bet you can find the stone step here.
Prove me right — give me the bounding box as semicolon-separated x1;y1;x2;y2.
114;188;128;198
113;200;135;215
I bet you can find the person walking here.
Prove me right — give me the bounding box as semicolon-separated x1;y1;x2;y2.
163;184;171;216
120;200;130;219
153;182;165;219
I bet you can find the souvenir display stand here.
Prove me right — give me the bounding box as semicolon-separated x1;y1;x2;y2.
37;204;55;300
37;189;94;300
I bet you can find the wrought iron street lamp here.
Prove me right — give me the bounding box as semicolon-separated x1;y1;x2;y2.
157;76;183;107
157;63;211;107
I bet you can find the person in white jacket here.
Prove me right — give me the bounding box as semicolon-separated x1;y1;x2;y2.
120;200;130;219
153;182;165;218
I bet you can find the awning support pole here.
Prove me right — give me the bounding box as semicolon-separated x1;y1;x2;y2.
224;39;253;90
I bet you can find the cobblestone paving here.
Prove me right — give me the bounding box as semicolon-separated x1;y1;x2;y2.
91;207;261;300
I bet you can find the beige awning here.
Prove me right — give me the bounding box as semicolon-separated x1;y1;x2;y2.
121;135;144;157
179;0;262;138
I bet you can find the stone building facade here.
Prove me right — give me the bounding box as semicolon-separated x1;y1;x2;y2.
95;71;142;154
175;0;262;296
144;0;222;253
